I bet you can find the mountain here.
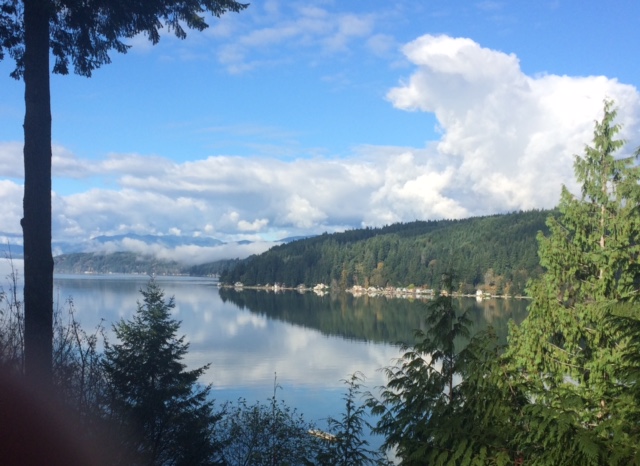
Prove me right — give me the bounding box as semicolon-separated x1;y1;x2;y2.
219;210;552;296
54;251;240;276
91;233;225;248
5;232;303;261
54;251;184;275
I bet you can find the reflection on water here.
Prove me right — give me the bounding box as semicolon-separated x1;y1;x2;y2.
219;288;529;345
53;274;530;433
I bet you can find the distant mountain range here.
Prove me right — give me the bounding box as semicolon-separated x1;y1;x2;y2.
91;233;225;248
0;232;309;260
51;233;310;275
0;232;312;275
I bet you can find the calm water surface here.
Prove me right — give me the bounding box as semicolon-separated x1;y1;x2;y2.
53;274;529;435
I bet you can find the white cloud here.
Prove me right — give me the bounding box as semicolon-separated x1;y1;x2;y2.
0;180;23;235
323;14;374;52
0;142;23;178
4;34;640;266
214;4;381;73
237;218;269;232
387;34;640;212
94;240;275;265
366;33;397;57
283;194;327;229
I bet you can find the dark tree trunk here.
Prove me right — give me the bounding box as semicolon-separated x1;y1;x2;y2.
22;0;53;383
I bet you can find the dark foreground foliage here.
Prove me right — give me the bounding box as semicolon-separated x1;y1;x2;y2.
0;276;390;465
102;281;224;465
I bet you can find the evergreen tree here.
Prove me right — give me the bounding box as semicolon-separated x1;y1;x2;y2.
102;280;223;466
366;272;532;465
321;373;389;466
507;100;640;464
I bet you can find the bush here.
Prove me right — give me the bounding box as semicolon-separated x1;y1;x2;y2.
216;377;322;466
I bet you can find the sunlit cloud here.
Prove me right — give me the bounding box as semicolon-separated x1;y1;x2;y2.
1;33;639;265
387;34;640;212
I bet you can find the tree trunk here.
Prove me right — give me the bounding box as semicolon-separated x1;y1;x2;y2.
22;0;53;383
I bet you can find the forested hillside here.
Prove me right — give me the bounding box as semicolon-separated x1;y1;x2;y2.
54;252;184;275
220;210;550;296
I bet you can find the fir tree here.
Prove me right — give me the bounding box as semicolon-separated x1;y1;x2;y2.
321;373;389;466
507;100;640;464
102;280;223;466
366;273;518;465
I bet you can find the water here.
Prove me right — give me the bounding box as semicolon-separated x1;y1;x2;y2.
52;273;529;446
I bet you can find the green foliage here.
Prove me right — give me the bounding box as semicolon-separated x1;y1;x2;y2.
320;373;390;466
367;273;529;465
216;378;321;466
102;280;223;465
220;210;548;293
507;100;640;464
0;0;249;78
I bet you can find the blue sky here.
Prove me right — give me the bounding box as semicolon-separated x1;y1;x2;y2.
1;0;640;263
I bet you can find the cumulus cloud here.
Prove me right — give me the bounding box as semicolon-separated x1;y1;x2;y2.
3;34;639;265
387;34;640;212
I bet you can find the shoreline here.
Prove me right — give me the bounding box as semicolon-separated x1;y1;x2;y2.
219;283;531;300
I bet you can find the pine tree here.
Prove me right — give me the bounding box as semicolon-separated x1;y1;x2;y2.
507;100;640;464
102;280;223;466
322;373;389;466
368;271;527;465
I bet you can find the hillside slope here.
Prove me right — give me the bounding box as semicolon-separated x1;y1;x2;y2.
54;252;239;276
220;210;551;295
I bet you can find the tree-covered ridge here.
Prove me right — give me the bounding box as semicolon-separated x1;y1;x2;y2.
54;252;182;275
221;210;550;296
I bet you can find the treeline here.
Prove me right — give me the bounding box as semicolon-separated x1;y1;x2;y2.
221;210;550;296
53;252;241;277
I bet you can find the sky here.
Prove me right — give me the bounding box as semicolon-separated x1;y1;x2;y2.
1;0;640;264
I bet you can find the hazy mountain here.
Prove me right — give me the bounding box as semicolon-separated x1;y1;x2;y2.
91;233;225;248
